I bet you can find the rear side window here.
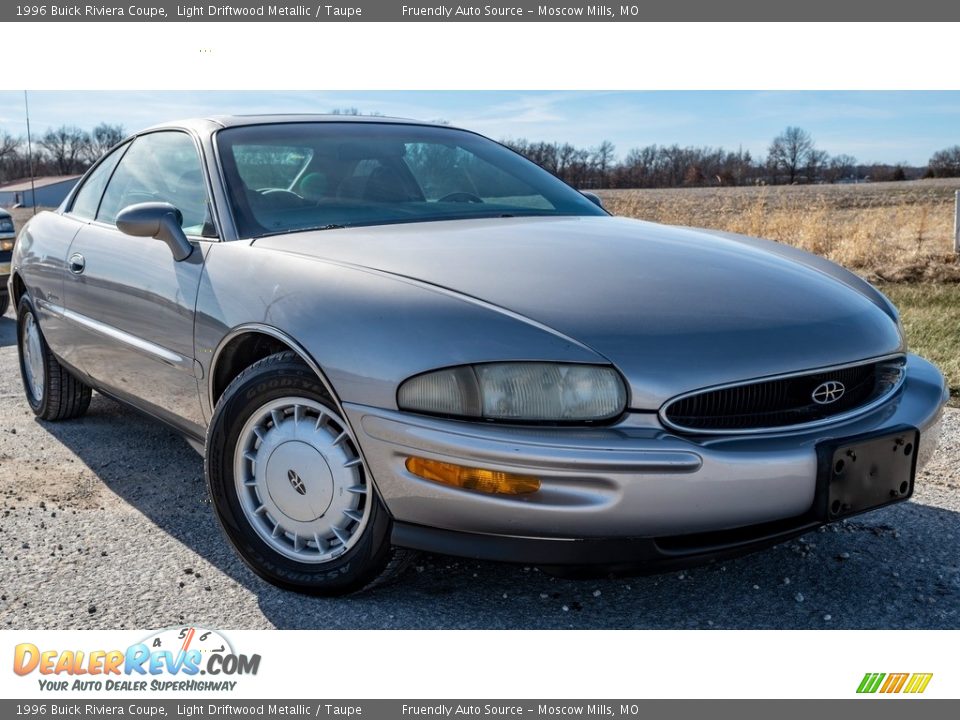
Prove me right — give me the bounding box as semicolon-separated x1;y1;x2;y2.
97;131;214;236
69;142;129;220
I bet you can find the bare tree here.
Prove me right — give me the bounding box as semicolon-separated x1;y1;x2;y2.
0;131;19;161
768;126;815;184
928;146;960;178
0;130;22;183
556;143;577;179
619;145;658;187
84;123;125;163
805;148;829;183
590;140;616;186
38;125;90;175
825;154;858;183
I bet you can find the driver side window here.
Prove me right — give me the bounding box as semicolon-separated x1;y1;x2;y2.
69;141;130;221
97;131;215;237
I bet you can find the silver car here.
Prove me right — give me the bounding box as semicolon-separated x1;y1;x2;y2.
8;116;948;595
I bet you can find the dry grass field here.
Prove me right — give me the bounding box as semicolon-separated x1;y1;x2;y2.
597;179;960;283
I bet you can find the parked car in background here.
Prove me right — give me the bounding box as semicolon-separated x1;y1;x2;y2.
7;116;949;595
0;208;15;315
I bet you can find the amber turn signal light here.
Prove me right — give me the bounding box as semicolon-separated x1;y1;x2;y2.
405;457;541;495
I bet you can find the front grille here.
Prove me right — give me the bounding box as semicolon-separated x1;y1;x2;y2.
662;357;905;433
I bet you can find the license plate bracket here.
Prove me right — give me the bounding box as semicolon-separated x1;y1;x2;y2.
815;426;919;522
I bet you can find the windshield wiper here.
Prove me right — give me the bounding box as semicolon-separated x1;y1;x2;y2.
258;224;347;238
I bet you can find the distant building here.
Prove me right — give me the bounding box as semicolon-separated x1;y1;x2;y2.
0;175;81;209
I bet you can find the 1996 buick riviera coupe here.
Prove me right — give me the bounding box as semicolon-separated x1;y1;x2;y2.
9;116;948;594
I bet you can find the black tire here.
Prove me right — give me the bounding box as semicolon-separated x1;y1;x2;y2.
0;292;9;317
205;350;412;595
17;295;92;421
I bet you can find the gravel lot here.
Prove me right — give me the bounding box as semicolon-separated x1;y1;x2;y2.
1;308;958;630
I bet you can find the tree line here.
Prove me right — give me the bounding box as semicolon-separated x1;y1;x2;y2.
0;124;125;183
1;121;959;189
502;127;945;189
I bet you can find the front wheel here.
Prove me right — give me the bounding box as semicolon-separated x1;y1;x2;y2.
205;351;409;595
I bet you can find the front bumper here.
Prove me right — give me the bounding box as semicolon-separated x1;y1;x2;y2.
343;354;948;566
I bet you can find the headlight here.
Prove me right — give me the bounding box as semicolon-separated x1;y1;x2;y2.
397;362;627;423
0;239;14;252
876;358;906;397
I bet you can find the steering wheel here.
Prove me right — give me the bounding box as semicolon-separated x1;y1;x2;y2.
437;192;484;204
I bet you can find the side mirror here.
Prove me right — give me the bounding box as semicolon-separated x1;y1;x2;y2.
581;191;604;210
116;202;193;262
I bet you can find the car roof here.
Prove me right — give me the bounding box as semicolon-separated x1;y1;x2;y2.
0;208;11;218
139;114;451;135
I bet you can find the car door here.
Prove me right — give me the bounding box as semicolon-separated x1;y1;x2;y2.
62;130;216;435
43;140;131;369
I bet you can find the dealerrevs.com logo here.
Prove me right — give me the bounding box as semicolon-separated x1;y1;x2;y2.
13;627;261;692
857;673;933;694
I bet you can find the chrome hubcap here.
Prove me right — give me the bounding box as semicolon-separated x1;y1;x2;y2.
22;313;45;403
234;397;370;563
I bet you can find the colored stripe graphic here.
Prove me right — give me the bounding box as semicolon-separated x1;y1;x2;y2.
880;673;909;693
903;673;933;694
857;672;932;694
857;673;885;693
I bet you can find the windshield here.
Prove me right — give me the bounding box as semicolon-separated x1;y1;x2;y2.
215;122;606;238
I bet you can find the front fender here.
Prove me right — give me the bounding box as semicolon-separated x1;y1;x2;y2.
194;242;609;419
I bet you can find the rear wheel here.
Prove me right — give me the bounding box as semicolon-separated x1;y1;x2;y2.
17;296;92;421
0;293;9;317
205;351;411;595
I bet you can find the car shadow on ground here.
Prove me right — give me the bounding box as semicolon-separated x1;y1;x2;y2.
0;315;15;348
35;392;960;630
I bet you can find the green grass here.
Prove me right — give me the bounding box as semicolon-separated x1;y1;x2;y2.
879;283;960;406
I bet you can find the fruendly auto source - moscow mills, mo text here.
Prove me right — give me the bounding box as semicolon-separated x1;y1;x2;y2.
14;4;640;19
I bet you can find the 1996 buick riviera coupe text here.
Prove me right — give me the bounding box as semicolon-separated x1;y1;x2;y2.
9;116;948;594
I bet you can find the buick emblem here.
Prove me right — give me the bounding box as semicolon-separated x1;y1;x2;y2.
812;380;845;405
287;469;307;495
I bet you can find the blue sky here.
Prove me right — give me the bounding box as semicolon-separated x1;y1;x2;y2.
1;90;959;165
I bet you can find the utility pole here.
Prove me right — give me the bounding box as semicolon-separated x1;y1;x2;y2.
954;190;960;255
24;91;37;216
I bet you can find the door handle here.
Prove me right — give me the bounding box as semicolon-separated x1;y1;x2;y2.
69;253;85;275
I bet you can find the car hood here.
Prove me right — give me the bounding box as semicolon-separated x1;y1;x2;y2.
254;216;903;409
